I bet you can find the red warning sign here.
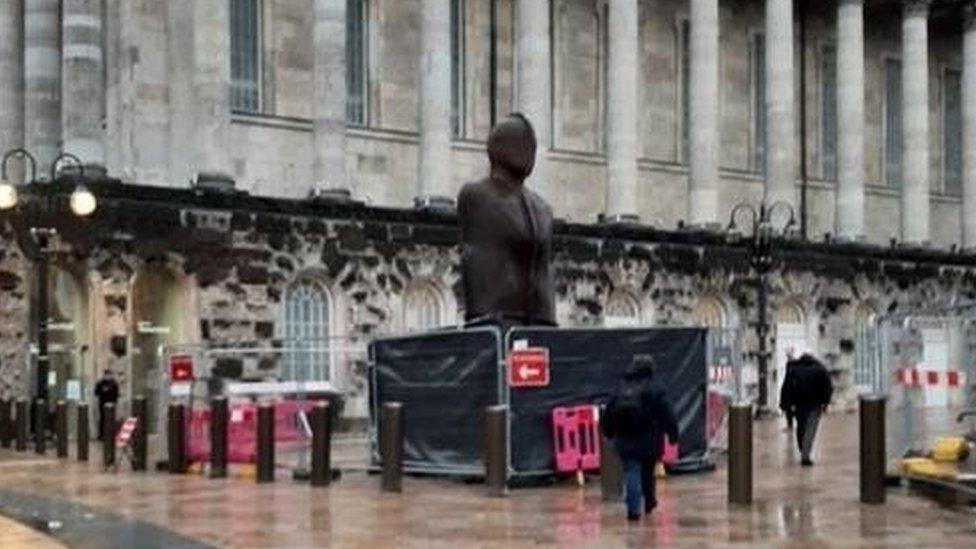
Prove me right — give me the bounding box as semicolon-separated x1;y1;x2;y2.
509;348;550;388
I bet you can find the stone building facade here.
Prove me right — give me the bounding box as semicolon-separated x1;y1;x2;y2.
2;0;976;423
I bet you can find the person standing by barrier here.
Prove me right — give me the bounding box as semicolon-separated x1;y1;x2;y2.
94;370;119;441
779;353;833;467
602;355;679;522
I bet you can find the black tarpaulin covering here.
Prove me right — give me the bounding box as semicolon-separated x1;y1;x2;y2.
370;329;501;473
506;328;709;475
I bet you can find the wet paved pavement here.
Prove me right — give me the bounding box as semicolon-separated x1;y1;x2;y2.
0;413;974;548
0;514;65;548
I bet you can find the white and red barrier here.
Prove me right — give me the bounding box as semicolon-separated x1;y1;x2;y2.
894;368;965;388
709;365;735;384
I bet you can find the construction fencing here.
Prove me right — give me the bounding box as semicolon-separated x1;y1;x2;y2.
856;313;976;470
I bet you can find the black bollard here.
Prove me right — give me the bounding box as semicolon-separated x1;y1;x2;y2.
55;400;68;458
310;401;332;487
860;394;887;504
380;402;404;493
0;398;11;448
210;397;228;479
34;398;47;454
15;399;28;451
728;402;753;505
600;433;623;502
77;403;89;462
102;402;116;470
167;404;186;474
256;403;275;483
484;405;508;497
131;396;148;471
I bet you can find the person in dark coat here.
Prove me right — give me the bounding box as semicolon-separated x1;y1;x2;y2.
779;353;833;466
94;369;119;440
602;355;679;521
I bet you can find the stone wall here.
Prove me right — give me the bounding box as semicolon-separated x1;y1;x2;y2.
79;0;968;246
2;182;976;417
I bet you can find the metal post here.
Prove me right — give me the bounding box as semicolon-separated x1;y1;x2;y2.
34;398;46;454
210;396;228;479
55;400;67;458
728;402;753;505
484;405;508;496
0;398;11;448
600;432;623;502
310;401;332;487
860;394;887;504
380;402;404;493
15;399;28;451
132;395;148;471
167;404;186;474
256;403;275;483
77;402;89;461
102;402;115;469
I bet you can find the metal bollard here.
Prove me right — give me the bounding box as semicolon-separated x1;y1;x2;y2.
484;405;508;497
77;403;89;462
310;401;332;487
380;402;404;493
210;396;229;479
15;399;28;451
0;398;10;448
256;403;275;483
728;402;753;505
55;400;68;458
131;396;148;471
600;433;623;502
102;402;116;469
860;394;887;504
34;398;47;454
167;404;186;474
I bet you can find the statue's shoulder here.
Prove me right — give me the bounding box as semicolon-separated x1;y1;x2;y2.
525;189;553;218
458;178;493;202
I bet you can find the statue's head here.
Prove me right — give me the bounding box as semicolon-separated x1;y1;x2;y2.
487;113;537;182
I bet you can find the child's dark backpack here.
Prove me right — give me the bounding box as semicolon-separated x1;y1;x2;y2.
614;382;645;431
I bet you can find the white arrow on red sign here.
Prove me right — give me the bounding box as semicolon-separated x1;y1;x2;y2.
509;347;550;387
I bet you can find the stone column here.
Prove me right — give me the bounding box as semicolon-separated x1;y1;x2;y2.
901;0;930;245
688;0;720;226
417;0;453;206
63;0;106;172
835;0;865;240
0;0;23;182
516;0;551;200
963;6;976;248
25;0;62;172
192;0;234;184
313;0;349;194
604;0;639;223
764;0;795;206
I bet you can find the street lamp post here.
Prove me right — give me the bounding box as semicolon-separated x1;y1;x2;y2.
0;149;97;421
727;201;796;417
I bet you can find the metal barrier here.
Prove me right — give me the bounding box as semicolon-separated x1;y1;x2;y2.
159;339;364;472
858;312;976;472
706;328;746;454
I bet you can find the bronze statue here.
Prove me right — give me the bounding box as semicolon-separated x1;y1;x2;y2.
458;114;556;328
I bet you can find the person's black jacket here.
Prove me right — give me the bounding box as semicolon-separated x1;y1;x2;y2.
94;378;119;405
780;354;833;412
779;357;800;416
602;361;679;460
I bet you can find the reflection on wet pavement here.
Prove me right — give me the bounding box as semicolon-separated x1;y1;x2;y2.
0;413;972;547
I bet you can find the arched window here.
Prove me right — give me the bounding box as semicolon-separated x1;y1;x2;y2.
605;291;641;327
282;279;331;382
693;296;726;328
776;301;805;325
403;283;443;332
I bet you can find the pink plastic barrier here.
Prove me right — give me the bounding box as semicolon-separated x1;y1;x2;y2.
186;400;317;464
662;436;679;465
551;405;601;473
706;391;727;441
